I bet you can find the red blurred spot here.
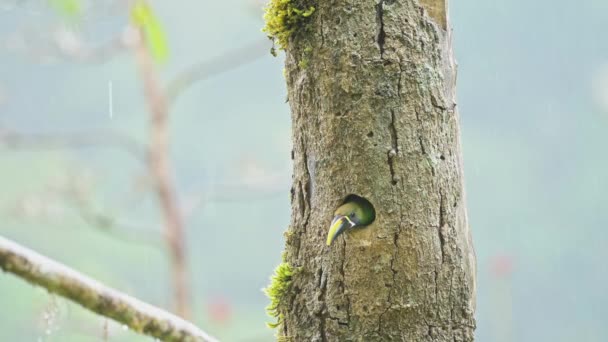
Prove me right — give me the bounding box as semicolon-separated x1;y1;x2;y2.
490;254;514;278
206;295;232;325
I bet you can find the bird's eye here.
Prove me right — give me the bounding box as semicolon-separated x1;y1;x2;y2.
349;212;355;218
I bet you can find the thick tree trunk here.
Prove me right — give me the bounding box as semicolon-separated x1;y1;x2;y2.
279;0;476;341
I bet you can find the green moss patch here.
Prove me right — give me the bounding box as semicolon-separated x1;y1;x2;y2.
262;0;315;54
264;262;294;329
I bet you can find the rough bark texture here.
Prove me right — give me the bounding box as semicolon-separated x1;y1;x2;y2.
280;0;476;341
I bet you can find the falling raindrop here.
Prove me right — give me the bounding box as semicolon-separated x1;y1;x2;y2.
41;295;60;337
36;295;62;341
102;319;109;341
591;62;608;114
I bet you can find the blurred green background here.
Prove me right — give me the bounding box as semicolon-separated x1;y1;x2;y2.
1;0;607;341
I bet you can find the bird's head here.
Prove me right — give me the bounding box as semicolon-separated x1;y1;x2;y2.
326;196;375;246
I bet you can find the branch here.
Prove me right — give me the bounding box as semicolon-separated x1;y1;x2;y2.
72;201;164;248
0;235;218;342
166;39;271;106
132;22;191;318
0;125;146;162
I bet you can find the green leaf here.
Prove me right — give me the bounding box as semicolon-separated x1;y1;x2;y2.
49;0;83;18
130;1;169;64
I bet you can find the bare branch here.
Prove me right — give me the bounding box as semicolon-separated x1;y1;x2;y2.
166;39;271;106
72;201;164;248
0;235;218;342
0;125;146;162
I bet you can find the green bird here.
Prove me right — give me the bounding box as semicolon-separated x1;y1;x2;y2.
326;196;375;246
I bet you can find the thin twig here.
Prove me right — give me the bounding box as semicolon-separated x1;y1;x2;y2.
102;318;109;341
0;235;218;342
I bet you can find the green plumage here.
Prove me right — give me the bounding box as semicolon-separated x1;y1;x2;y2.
326;196;375;246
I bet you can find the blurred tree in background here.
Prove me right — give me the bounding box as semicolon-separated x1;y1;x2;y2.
1;0;276;340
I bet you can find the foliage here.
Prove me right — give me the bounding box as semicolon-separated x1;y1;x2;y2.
262;0;315;55
130;1;169;63
49;0;83;19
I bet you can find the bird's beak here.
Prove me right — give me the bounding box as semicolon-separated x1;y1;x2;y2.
326;215;355;246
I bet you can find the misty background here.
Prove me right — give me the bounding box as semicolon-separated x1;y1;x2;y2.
1;0;607;341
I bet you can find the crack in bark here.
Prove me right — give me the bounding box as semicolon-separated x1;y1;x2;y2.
375;0;386;58
301;181;311;231
418;136;427;155
397;62;403;97
317;267;323;288
439;192;446;227
433;268;440;322
300;136;312;235
302;141;312;208
438;191;446;265
318;265;328;342
448;269;455;324
390;231;399;281
389;110;399;149
387;110;398;185
345;295;351;327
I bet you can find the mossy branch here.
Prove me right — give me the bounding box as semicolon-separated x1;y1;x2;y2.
0;235;218;342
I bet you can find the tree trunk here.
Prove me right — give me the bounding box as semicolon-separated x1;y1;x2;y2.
279;0;476;340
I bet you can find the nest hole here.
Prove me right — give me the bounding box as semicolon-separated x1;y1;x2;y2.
342;194;376;225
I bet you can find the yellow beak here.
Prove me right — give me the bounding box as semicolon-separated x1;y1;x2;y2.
326;215;355;246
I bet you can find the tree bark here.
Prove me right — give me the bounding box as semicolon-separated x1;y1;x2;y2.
280;0;476;341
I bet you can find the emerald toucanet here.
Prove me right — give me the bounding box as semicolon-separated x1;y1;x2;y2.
326;196;375;246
